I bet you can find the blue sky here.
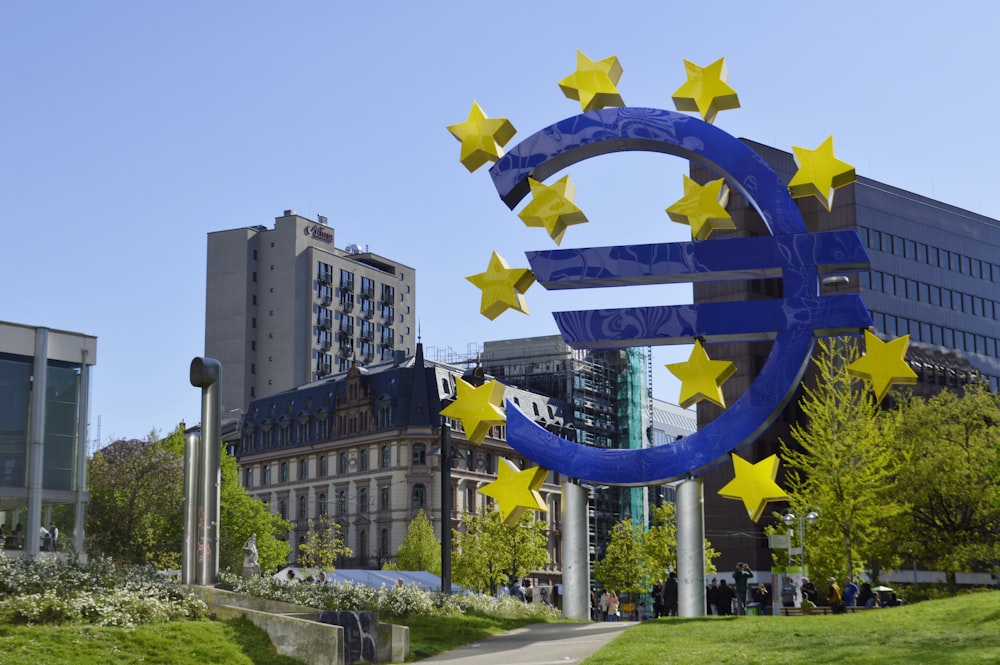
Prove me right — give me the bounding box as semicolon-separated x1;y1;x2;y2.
3;2;999;445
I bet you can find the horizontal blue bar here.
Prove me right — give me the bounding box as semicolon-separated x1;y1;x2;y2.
527;230;869;288
552;294;872;348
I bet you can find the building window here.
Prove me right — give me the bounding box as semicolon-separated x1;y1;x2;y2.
263;465;271;485
359;448;369;471
318;493;327;517
380;485;389;511
280;462;288;483
299;458;308;480
298;495;307;520
359;530;367;563
297;420;309;443
244;467;253;488
412;443;426;466
381;528;389;558
279;499;287;520
319;455;328;477
381;444;391;468
412;484;426;509
360;487;368;513
318;416;330;439
338;490;347;515
339;452;348;474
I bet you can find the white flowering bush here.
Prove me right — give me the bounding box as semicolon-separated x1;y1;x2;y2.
0;553;207;626
219;571;558;620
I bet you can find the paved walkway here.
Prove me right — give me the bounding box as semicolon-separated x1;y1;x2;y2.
417;620;634;664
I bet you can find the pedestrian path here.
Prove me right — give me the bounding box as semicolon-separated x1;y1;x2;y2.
417;620;634;664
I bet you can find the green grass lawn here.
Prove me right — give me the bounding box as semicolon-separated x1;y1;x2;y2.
0;618;305;665
581;592;1000;665
0;592;995;664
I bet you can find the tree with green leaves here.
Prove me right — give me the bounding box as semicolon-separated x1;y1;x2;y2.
891;383;1000;585
87;424;292;573
779;337;906;581
384;509;440;573
452;510;549;594
218;448;292;573
593;502;720;596
86;426;186;569
592;519;646;595
298;516;352;572
643;501;720;578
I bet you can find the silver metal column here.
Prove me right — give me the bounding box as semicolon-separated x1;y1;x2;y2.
677;477;706;617
189;357;221;586
181;432;200;584
74;348;90;555
26;328;48;556
561;481;591;620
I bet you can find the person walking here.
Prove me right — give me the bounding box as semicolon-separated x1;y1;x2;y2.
717;579;736;615
843;577;859;608
606;591;620;622
706;578;720;615
780;576;797;608
732;563;753;615
661;572;679;617
827;577;844;613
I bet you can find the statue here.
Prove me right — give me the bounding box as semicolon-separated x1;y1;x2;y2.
242;533;260;579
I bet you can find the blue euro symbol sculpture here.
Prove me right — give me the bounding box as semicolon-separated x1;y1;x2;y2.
489;107;872;486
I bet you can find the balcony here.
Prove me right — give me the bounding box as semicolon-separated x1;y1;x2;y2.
318;273;333;284
317;318;332;330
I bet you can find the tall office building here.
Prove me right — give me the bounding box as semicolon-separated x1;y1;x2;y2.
205;210;417;416
693;140;1000;573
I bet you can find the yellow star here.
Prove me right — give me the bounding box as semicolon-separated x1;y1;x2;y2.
671;58;740;124
847;330;918;404
479;457;549;525
666;175;735;240
440;378;506;444
517;176;589;245
666;340;736;409
718;453;789;523
787;135;856;211
466;251;536;320
446;101;517;173
558;50;625;112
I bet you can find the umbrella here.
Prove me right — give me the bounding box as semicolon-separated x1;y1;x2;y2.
872;585;894;592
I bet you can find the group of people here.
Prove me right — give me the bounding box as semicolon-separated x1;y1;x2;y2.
0;522;57;551
595;589;621;621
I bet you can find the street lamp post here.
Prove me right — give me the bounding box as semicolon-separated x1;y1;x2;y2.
783;509;820;575
439;421;452;595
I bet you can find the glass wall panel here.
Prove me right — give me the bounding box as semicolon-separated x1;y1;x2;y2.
0;354;31;487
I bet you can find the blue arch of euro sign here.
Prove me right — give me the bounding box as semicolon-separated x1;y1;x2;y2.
489;107;872;486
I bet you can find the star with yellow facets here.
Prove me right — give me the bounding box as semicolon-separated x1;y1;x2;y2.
671;58;740;124
466;251;536;320
518;176;589;245
558;50;625;112
666;175;735;240
717;453;789;523
666;340;737;409
787;135;856;211
440;378;506;444
446;101;517;173
479;457;549;525
847;330;918;404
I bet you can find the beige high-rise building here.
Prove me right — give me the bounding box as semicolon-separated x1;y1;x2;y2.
205;210;416;416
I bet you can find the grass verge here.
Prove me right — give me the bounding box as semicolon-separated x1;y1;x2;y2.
0;618;305;665
394;614;560;662
581;592;1000;665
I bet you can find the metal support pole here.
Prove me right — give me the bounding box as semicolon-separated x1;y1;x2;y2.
440;423;452;594
190;357;221;586
26;328;48;556
677;477;706;617
181;432;200;585
561;481;591;620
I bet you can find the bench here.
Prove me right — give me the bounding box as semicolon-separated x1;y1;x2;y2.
780;605;868;616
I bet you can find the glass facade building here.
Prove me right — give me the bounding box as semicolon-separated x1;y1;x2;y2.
0;322;96;555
